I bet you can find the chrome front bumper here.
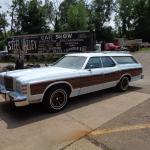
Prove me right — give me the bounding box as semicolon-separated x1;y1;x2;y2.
141;74;144;79
0;84;29;106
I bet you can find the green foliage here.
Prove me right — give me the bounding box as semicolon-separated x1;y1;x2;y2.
0;40;5;50
56;0;89;31
97;26;115;42
27;0;48;34
44;0;55;28
0;6;8;50
57;0;114;41
1;0;150;44
9;0;52;34
10;0;27;34
58;0;77;31
0;13;8;36
140;48;150;51
90;0;114;41
133;0;150;42
1;0;115;43
115;0;136;38
67;0;88;31
91;0;114;29
115;0;150;42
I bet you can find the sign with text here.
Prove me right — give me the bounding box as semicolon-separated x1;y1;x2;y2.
7;31;95;54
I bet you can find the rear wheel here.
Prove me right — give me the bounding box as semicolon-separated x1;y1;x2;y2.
43;86;68;112
117;76;129;92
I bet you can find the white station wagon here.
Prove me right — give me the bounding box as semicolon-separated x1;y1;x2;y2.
0;52;143;112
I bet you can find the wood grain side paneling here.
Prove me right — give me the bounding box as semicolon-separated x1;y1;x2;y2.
30;82;52;95
30;68;142;95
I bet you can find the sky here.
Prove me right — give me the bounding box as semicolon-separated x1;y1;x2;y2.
0;0;12;30
0;0;115;30
0;0;12;12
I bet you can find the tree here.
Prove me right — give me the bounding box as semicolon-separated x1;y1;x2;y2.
9;0;28;34
90;0;114;41
0;13;8;39
114;14;122;37
45;0;55;28
67;0;88;31
134;0;150;42
114;0;150;41
54;14;59;32
9;0;51;35
9;0;17;35
98;26;115;42
115;0;136;38
0;6;8;50
58;0;77;31
26;0;48;34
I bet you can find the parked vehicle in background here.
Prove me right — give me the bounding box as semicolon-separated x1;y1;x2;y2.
104;43;121;51
116;38;142;52
0;52;143;112
141;42;150;48
0;50;8;59
125;40;140;51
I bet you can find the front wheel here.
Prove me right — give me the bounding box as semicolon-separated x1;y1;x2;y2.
117;76;129;92
43;87;68;112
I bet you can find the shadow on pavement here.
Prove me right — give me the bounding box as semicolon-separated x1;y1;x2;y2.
0;86;142;129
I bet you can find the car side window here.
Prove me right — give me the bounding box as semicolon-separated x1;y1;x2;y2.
101;56;116;67
85;57;102;69
112;56;138;64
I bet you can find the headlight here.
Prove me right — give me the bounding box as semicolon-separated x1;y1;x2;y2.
16;81;27;95
21;84;28;95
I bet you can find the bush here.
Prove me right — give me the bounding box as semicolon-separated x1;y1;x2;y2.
0;40;5;50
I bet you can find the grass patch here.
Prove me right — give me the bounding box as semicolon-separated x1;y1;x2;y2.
140;47;150;51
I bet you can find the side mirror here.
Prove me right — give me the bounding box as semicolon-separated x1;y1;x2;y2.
88;64;94;71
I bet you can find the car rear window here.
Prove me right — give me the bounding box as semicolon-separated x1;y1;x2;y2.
112;56;138;64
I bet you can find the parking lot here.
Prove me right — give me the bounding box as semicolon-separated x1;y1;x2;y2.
0;51;150;150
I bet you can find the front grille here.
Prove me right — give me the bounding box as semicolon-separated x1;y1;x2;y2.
0;76;3;84
4;76;13;91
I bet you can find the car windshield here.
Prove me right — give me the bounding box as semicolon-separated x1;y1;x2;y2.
53;56;87;69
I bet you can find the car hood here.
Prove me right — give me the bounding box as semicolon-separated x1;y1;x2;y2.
1;67;79;84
